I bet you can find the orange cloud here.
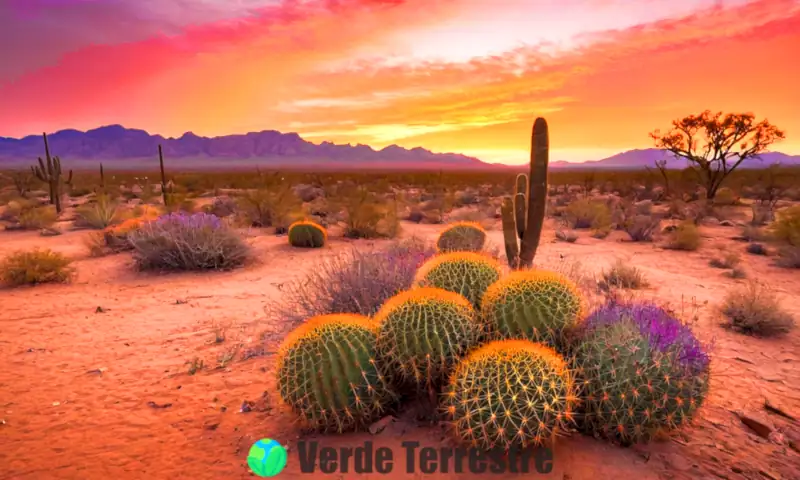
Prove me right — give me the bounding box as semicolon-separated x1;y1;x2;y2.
1;0;797;163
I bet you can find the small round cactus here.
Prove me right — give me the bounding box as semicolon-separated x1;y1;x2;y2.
481;270;584;349
374;287;482;387
414;252;503;310
436;221;487;253
276;314;396;433
574;302;710;445
442;339;577;450
288;220;327;248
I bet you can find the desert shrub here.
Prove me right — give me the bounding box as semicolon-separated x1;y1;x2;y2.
665;221;702;251
74;194;121;229
575;301;710;445
770;206;800;268
236;186;301;230
18;206;57;229
622;214;660;242
770;205;800;246
712;187;738;206
719;282;795;336
340;189;399;239
739;225;767;242
287;220;326;248
0;198;39;222
565;199;612;230
746;243;768;256
127;212;250;271
0;248;74;287
599;259;648;290
164;193;197;214
436;221;486;253
709;250;741;269
775;246;800;269
266;237;436;327
206;196;237;218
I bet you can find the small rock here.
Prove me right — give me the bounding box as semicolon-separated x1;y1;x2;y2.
52;402;60;406
204;422;220;431
719;220;735;227
759;469;780;480
368;415;396;435
240;401;254;413
737;411;773;439
40;227;61;236
95;306;106;313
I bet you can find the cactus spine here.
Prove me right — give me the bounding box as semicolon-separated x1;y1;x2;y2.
31;132;72;214
501;117;549;269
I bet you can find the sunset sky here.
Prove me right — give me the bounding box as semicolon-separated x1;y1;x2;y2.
1;0;798;164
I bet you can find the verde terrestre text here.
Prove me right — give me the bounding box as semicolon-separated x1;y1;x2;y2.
296;440;553;474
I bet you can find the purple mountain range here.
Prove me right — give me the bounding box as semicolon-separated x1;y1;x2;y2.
0;125;797;170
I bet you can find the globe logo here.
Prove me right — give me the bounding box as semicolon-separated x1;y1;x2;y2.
247;438;287;477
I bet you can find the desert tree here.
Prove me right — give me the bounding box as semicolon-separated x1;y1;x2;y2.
650;111;785;200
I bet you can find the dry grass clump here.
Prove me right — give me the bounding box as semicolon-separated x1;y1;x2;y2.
0;248;74;287
1;198;57;229
719;281;795;337
598;259;649;291
746;243;768;256
665;221;702;251
74;194;122;229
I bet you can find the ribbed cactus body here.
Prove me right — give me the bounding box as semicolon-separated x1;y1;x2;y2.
276;314;395;432
481;270;583;349
575;303;710;444
436;222;487;253
414;252;503;310
442;340;576;450
374;287;482;387
288;220;327;248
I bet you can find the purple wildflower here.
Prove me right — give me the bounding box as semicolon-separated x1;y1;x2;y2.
585;301;710;373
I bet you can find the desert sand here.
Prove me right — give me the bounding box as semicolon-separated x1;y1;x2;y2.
1;217;798;480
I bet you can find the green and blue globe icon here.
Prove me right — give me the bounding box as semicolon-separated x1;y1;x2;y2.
248;438;287;477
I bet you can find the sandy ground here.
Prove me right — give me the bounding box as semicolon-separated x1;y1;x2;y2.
1;221;799;480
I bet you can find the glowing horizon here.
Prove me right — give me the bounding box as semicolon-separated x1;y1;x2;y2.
1;0;798;164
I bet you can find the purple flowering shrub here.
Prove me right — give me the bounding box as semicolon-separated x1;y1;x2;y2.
266;236;436;328
584;301;710;374
574;300;711;445
127;212;251;270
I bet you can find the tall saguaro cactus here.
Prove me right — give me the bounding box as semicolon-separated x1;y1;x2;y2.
158;144;170;207
31;132;72;214
501;117;550;269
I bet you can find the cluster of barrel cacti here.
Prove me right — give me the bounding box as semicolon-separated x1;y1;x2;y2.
273;117;711;451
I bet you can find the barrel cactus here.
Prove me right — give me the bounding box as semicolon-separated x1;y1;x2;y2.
414;252;503;310
481;270;584;350
276;313;396;433
442;339;577;450
375;287;482;387
288;220;327;248
574;302;711;445
436;221;487;253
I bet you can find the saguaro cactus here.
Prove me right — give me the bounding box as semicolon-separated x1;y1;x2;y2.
158;144;170;207
31;132;72;214
501;117;550;269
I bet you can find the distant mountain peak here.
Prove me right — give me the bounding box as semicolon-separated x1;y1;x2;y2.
0;125;489;170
